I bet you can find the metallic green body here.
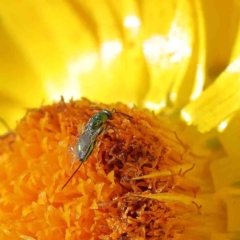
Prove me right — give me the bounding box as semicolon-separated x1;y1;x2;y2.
61;110;112;189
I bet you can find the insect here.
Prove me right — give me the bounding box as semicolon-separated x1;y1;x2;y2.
61;109;131;190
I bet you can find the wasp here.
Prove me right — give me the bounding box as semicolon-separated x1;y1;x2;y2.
61;109;131;190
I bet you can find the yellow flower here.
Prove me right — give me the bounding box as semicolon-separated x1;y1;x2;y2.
0;0;239;239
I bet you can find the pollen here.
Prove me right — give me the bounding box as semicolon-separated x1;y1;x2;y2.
0;98;225;239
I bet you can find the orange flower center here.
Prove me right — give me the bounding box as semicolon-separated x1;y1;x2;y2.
0;99;224;239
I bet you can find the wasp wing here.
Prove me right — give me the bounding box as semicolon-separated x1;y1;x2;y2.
77;127;103;161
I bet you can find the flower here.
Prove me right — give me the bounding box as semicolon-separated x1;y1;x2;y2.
0;99;225;239
0;0;240;239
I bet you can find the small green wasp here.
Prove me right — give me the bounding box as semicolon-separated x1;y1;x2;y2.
61;109;131;190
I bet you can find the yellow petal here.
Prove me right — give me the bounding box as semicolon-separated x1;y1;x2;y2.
181;65;240;132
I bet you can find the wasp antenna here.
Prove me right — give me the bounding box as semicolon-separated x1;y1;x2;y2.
112;109;133;119
61;162;83;190
0;118;12;132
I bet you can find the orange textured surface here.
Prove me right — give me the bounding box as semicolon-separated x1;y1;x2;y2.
0;99;203;239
